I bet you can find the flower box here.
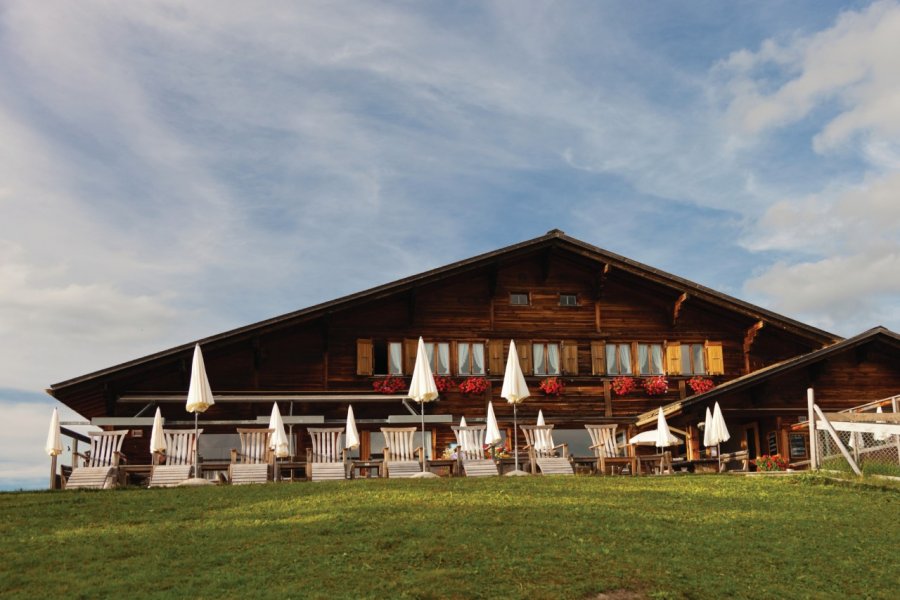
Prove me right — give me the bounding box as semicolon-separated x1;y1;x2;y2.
539;377;565;396
433;375;456;393
458;377;489;395
642;376;668;396
688;376;715;394
372;375;406;394
754;454;788;471
611;376;636;396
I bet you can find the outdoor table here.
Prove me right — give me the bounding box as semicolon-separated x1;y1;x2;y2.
426;459;457;477
349;460;383;479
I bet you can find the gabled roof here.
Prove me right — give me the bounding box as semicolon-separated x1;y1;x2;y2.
49;229;839;393
635;326;900;426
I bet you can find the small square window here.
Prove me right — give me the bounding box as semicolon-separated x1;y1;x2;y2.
559;294;577;306
510;293;529;306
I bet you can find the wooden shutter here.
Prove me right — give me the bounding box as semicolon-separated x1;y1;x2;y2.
562;342;578;375
488;339;504;375
665;342;682;375
516;340;532;375
356;339;373;376
705;342;725;375
404;339;417;375
590;341;606;375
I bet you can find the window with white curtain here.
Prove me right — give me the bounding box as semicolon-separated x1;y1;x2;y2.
425;342;451;375
637;343;664;375
606;343;633;375
681;343;706;375
533;343;560;375
388;342;403;375
457;342;485;375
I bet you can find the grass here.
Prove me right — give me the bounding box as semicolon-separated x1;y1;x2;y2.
1;475;898;599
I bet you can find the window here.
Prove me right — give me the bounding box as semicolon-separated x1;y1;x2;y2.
425;342;451;375
606;343;632;375
681;343;705;375
388;341;403;375
637;343;664;375
559;293;577;307
533;342;561;375
458;342;485;375
510;292;529;306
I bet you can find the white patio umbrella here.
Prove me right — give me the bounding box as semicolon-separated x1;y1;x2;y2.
702;407;714;450
501;340;530;476
535;410;551;451
45;408;63;489
484;401;502;447
709;402;731;460
149;407;167;456
629;408;681;447
183;344;215;486
268;403;290;481
407;336;439;478
345;405;360;451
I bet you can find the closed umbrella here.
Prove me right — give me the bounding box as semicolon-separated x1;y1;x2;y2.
345;405;360;450
183;344;215;486
702;407;714;450
535;410;551;451
268;403;290;481
150;407;167;456
46;408;63;489
484;401;502;446
407;336;439;478
501;340;530;476
654;407;680;448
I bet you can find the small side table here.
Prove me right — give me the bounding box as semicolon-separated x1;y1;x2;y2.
350;460;383;479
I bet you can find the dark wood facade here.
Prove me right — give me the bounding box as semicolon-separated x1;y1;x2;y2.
54;230;888;464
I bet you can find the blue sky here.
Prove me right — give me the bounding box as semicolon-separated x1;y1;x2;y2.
2;1;899;489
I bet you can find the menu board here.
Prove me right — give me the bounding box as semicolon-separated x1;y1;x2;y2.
789;433;807;459
767;431;778;455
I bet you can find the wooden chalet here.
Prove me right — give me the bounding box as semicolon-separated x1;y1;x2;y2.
48;229;900;475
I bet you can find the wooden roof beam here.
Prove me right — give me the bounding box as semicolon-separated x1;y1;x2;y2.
591;263;611;300
672;292;689;326
743;320;765;374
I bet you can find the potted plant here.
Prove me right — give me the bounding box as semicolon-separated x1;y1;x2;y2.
753;454;788;471
642;375;668;396
611;376;636;396
539;376;565;396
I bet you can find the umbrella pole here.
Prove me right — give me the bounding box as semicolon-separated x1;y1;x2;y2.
513;403;519;472
193;412;199;480
420;403;427;473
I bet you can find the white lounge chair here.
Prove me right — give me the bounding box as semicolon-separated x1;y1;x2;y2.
149;429;202;487
451;424;499;477
64;430;129;490
230;428;273;484
306;427;348;481
520;424;574;475
584;424;636;475
381;427;425;478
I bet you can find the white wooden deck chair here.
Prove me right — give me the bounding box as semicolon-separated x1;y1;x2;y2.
451;425;499;477
306;427;348;481
229;428;273;484
149;429;202;487
585;424;636;476
65;430;128;490
381;427;424;478
520;425;574;475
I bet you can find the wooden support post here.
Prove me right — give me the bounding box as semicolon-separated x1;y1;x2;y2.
743;320;765;374
813;404;861;476
672;292;688;326
807;388;817;470
603;380;612;417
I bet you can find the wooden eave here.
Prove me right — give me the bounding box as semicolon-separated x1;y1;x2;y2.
49;228;841;397
634;326;900;427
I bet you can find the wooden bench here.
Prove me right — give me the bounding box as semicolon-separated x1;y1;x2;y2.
719;450;750;473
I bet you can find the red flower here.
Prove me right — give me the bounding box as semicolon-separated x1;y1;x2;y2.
688;377;715;394
373;376;406;394
539;377;565;396
642;376;668;396
433;375;456;393
458;377;489;395
611;376;636;396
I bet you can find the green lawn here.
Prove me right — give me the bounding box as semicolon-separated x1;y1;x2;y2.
1;475;897;599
